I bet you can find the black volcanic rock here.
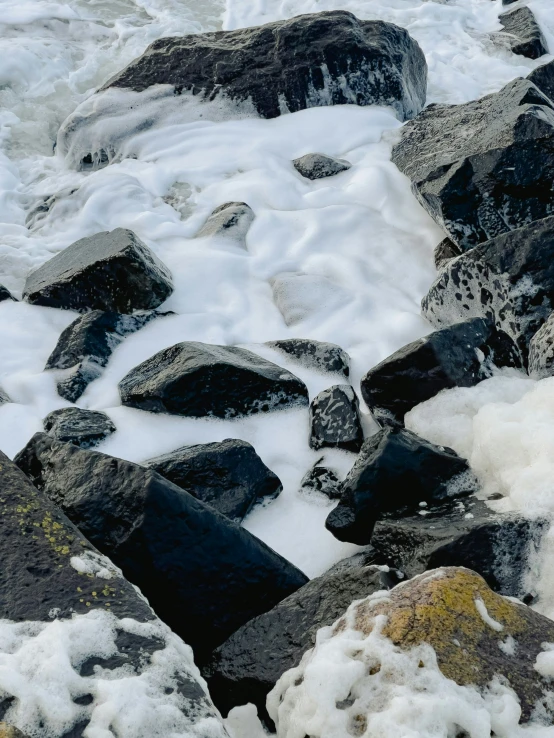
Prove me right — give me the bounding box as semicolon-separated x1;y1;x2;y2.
293;153;351;180
309;384;364;452
43;407;116;448
434;237;462;269
498;7;548;60
266;338;350;376
300;463;342;499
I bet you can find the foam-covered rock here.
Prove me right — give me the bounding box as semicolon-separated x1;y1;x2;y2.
23;228;173;313
196;202;254;243
300;463;342;499
266;338;350;377
43;407;116;448
498;7;548;60
292;153;351;180
145;439;282;522
119;342;308;418
0;286;16;303
309;384;363;452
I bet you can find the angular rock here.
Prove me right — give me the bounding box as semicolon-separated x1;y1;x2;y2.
0;286;16;303
204;566;394;722
0;389;10;405
15;433;308;659
0;451;226;737
196;202;255;243
23;228;173;313
325;428;471;545
300;463;342;500
43;407;116;448
103;11;427;122
293;153;351;180
119;342;309;418
434;237;461;269
391;78;554;250
498;7;548;60
528;59;554;103
266;338;350;377
145;439;282;522
361;318;522;427
422;216;554;359
309;384;363;453
528;312;554;379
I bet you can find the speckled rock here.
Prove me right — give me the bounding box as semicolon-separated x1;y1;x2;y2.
293;153;351;180
309;385;363;452
300;463;342;499
498;7;548;60
266;338;350;377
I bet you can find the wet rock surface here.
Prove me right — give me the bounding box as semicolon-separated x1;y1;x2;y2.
300;463;342;499
43;407;116;448
498;7;548;60
292;153;351;179
309;384;363;452
266;338;350;376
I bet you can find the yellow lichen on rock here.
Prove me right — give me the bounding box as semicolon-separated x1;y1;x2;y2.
0;723;29;738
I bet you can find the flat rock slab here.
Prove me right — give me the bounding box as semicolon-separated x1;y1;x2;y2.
293;153;351;180
23;228;173;313
266;338;350;377
145;438;282;522
309;384;363;453
103;11;427;122
119;342;309;418
43;407;116;448
196;202;254;242
391;78;554;250
498;7;548;60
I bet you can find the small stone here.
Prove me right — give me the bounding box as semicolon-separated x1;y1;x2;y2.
528;59;554;102
293;153;351;180
266;338;350;377
309;385;364;453
300;464;342;500
196;202;255;243
43;408;116;448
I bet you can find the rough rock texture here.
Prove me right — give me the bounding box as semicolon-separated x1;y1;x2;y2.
119;342;309;418
23;229;173;313
300;463;342;499
0;725;29;738
266;338;350;376
498;7;548;60
309;384;363;452
360;318;521;427
529;313;554;379
46;309;167;402
15;434;308;659
434;237;462;269
528;59;554;103
43;407;116;448
103;11;427;122
204;566;394;722
145;439;282;522
325;428;471;545
422;216;554;360
293;153;351;180
196;202;255;242
391;78;554;250
0;286;16;303
0;389;10;406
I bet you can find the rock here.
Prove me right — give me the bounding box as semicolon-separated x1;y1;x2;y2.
360;318;522;427
23;228;173;313
0;725;29;738
434;237;461;269
391;78;554;250
0;389;10;405
46;309;167;402
43;407;116;448
145;439;282;522
498;7;548;60
529;313;554;379
309;385;363;453
422;216;554;360
528;59;554;102
204;566;395;723
196;202;255;243
0;286;16;303
266;338;350;377
0;450;227;737
292;153;351;180
103;11;427;122
119;342;309;418
15;433;309;660
325;428;471;545
300;463;342;500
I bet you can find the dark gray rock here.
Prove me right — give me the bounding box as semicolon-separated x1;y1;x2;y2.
528;313;554;379
0;389;10;405
391;78;554;250
119;342;309;418
145;438;282;522
498;7;548;60
325;428;472;545
300;463;342;499
528;59;554;102
309;384;363;453
43;407;116;448
14;433;308;660
266;338;350;377
196;202;255;242
0;286;16;303
23;229;173;313
434;237;462;269
102;11;427;122
422;216;554;360
360;318;522;427
293;153;351;180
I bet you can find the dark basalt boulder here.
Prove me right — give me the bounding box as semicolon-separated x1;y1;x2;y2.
293;153;351;180
266;338;350;377
434;237;462;269
46;309;168;402
300;463;342;499
0;451;225;737
360;318;521;427
528;313;554;379
0;285;16;303
145;439;282;522
119;342;309;418
325;428;471;545
102;11;427;122
309;384;364;453
528;59;554;103
23;228;173;313
43;407;116;448
15;433;308;659
196;202;255;242
391;78;554;250
498;7;548;60
422;216;554;360
203;566;395;723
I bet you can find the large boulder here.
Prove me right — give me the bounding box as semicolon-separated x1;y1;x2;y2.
0;451;228;738
23;229;173;313
119;342;309;418
266;338;350;377
325;428;471;545
43;407;116;448
422;216;554;359
196;202;255;243
309;384;364;452
269;568;554;734
102;12;427;122
145;439;282;522
14;433;308;660
292;153;351;180
498;7;548;60
391;78;554;250
360;318;521;427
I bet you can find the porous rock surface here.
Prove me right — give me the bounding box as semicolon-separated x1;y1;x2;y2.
528;58;554;102
300;463;342;499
